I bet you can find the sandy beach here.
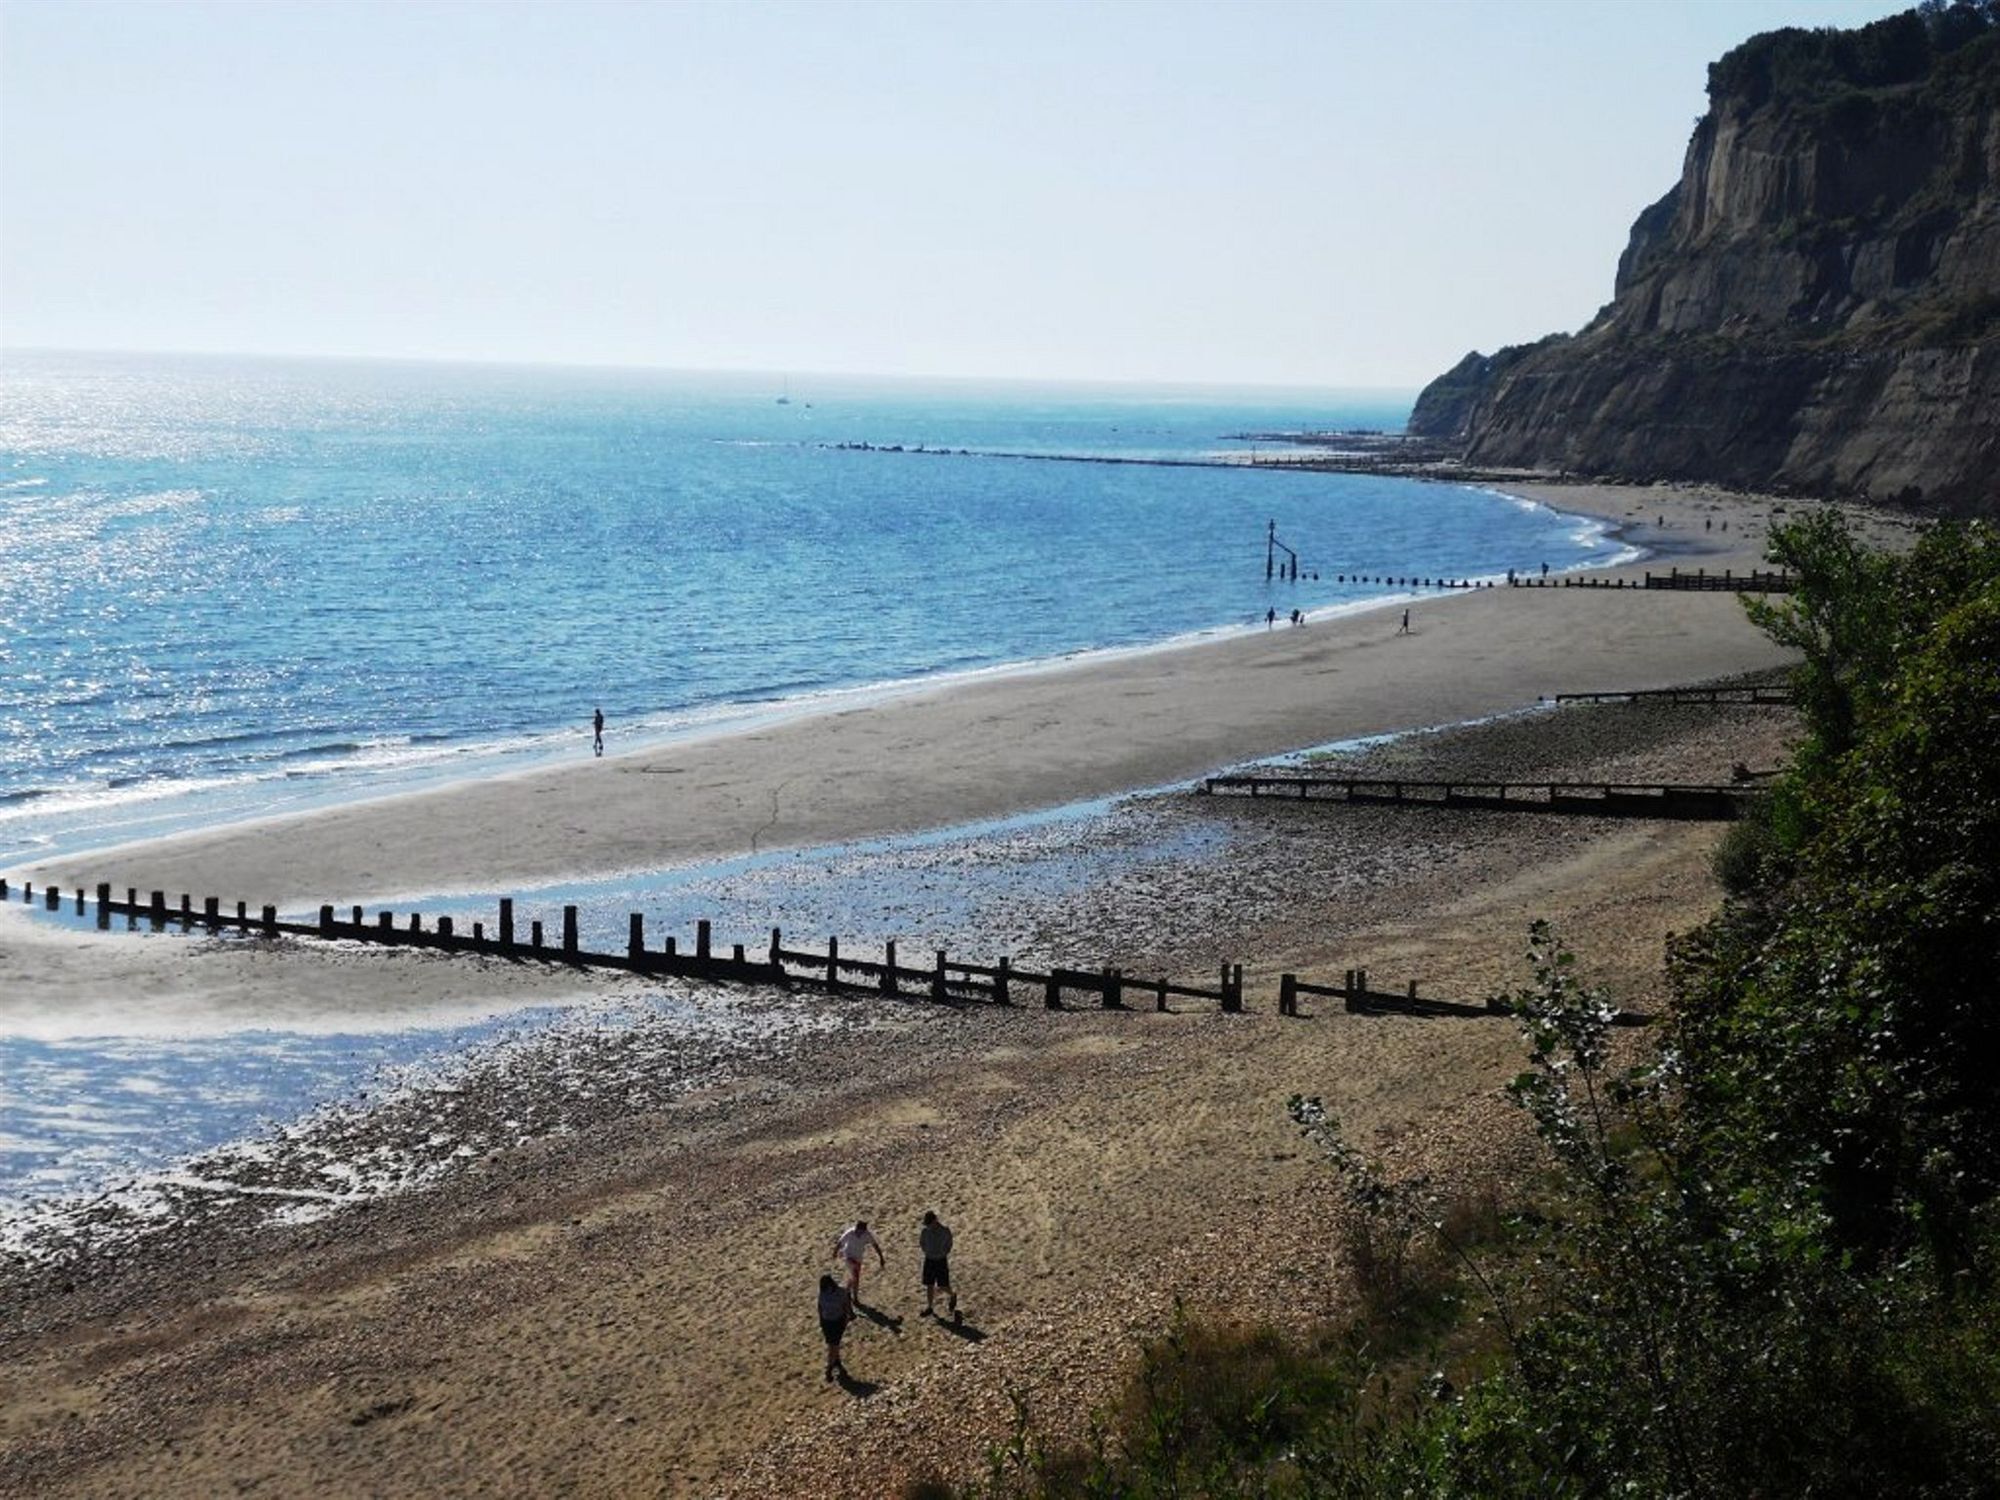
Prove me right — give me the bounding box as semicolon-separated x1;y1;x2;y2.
23;482;1848;910
0;481;1862;1496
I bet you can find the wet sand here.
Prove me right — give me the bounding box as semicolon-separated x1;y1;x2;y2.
0;690;1801;1498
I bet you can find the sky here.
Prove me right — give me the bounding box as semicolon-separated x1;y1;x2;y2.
1;0;1900;391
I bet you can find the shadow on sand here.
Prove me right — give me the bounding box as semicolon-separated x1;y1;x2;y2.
853;1301;904;1335
835;1368;881;1398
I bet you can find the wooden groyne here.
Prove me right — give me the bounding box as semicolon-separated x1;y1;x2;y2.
0;878;1621;1021
1201;775;1757;821
1643;566;1792;593
1552;684;1794;706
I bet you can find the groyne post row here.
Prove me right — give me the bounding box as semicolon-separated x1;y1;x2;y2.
1201;775;1759;821
1641;567;1793;593
1549;685;1794;706
1497;569;1793;593
0;880;1565;1022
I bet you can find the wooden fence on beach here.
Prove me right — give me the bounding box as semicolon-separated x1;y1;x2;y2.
1496;568;1794;593
1643;566;1792;593
1;877;1642;1022
1200;774;1758;821
1550;684;1794;706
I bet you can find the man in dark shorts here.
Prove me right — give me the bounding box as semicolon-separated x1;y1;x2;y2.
817;1272;852;1380
918;1210;958;1322
592;706;604;757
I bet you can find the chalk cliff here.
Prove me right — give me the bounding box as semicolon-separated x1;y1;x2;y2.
1410;5;2000;514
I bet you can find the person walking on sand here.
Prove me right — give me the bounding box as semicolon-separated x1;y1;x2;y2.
817;1273;852;1381
918;1210;959;1322
833;1219;883;1302
1266;607;1276;630
1398;608;1411;635
592;706;604;757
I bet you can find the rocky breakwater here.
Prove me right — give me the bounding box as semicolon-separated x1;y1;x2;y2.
1411;6;2000;516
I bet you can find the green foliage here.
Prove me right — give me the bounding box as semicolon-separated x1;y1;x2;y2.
938;514;2000;1499
1707;4;1997;112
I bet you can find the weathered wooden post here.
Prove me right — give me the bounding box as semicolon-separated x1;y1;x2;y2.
1280;973;1297;1017
562;905;578;957
530;919;544;950
350;904;363;929
732;942;746;967
179;894;192;925
879;938;898;995
696;919;711;962
826;936;839;990
96;882;111;929
45;884;60;911
437;915;454;943
126;887;137;911
235;900;247;924
202;896;219;929
261;905;278;936
769;926;782;966
995;955;1011;1005
1104;968;1124;1010
1407;979;1419;1002
378;911;394;936
1045;972;1061;1009
73;887;85;916
630;913;646;962
408;912;423;936
664;935;678;958
1233;963;1245;1011
473;921;485;945
499;897;515;948
150;890;166;928
320;904;335;937
932;949;948;1002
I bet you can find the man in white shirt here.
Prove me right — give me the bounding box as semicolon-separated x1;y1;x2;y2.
832;1219;884;1302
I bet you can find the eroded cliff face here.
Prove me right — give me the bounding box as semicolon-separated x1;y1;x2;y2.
1412;10;2000;514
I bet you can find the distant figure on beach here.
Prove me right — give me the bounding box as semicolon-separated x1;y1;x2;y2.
833;1219;884;1302
1266;607;1276;630
1705;516;1712;531
918;1210;959;1322
1540;561;1549;578
1398;608;1411;635
817;1273;852;1381
592;707;604;757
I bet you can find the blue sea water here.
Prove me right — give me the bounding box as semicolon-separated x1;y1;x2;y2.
0;350;1633;1220
0;350;1626;869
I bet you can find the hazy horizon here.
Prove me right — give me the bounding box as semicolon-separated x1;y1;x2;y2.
3;0;1897;389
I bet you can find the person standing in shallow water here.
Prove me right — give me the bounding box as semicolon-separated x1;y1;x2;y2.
592;706;604;757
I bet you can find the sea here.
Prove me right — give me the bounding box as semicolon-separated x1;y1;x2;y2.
0;349;1633;1233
